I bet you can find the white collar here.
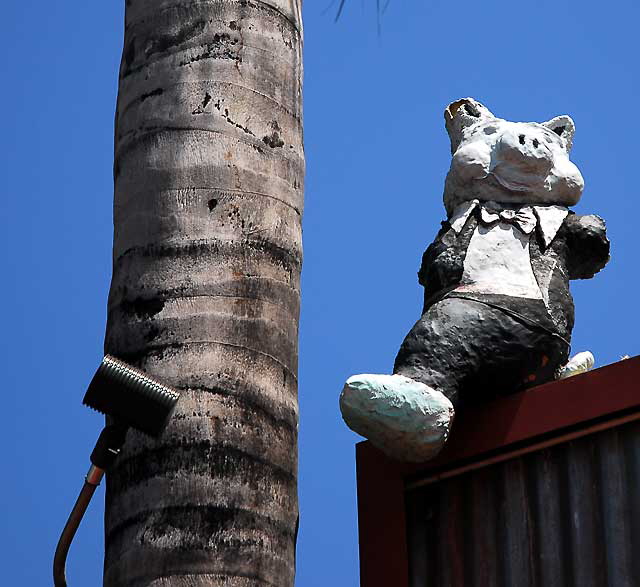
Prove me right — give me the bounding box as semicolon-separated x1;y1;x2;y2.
448;200;569;248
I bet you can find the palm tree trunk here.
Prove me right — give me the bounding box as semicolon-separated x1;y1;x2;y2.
103;1;304;585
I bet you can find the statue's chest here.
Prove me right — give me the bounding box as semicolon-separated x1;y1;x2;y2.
457;221;543;299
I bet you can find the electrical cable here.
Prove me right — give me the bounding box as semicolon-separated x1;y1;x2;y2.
53;467;104;587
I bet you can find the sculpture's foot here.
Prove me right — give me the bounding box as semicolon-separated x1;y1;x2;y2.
556;351;595;380
339;373;455;462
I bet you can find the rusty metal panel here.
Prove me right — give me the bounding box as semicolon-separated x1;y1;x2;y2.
406;420;640;587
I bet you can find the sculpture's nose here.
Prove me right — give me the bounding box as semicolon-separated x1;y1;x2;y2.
496;127;553;173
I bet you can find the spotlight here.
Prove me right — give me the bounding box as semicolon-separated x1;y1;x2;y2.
53;355;180;587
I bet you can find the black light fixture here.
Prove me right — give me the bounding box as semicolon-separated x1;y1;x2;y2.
53;355;180;587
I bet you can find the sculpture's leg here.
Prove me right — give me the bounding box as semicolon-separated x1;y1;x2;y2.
339;298;471;462
392;298;476;407
394;297;569;404
556;351;595;379
339;373;454;462
340;297;569;462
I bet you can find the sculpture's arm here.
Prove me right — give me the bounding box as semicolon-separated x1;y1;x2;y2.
564;213;610;279
418;220;471;307
418;223;448;284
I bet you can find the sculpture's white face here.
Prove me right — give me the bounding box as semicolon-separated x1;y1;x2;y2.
443;98;584;215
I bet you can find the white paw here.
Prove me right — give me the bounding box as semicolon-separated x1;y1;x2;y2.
339;373;455;462
556;351;595;379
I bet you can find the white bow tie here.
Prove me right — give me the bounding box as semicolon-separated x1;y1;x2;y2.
478;204;537;234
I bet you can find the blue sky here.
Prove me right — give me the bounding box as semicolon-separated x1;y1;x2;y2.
1;1;638;585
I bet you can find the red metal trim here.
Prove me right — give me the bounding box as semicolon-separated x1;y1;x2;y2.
355;357;640;587
416;355;640;474
356;442;410;587
407;410;640;489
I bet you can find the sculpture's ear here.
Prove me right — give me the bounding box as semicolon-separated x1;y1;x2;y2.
542;115;576;152
444;98;495;153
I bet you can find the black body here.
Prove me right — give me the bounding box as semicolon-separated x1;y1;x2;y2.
393;206;609;409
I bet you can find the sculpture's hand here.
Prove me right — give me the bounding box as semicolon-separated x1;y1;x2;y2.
565;213;610;279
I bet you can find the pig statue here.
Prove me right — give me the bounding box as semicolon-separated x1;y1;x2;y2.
340;98;610;462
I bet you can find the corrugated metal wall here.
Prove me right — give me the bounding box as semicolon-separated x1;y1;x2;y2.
406;420;640;587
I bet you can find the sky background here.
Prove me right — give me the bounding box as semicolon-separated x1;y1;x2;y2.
1;0;638;585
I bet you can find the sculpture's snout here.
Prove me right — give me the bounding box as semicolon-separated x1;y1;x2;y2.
496;127;554;174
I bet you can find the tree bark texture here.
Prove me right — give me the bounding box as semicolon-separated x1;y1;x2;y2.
103;1;304;585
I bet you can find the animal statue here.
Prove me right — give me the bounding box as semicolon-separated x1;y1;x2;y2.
340;98;610;462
